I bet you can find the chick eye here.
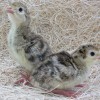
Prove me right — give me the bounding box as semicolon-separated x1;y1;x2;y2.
19;8;23;12
90;52;95;56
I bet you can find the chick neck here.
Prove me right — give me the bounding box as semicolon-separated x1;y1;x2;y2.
72;56;95;73
73;57;86;67
8;16;31;46
9;15;31;38
12;17;30;30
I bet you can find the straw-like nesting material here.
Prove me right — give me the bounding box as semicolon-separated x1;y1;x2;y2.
0;0;100;99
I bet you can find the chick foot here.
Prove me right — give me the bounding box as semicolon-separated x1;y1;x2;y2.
52;89;81;98
14;73;33;87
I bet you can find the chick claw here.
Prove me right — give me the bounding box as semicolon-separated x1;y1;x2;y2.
14;73;33;87
52;89;81;98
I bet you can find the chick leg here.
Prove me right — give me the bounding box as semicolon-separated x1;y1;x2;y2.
75;84;87;88
14;72;33;87
52;89;81;98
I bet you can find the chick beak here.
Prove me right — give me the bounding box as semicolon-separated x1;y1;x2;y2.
6;7;14;14
97;56;100;59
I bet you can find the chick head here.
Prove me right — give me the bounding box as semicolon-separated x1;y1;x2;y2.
7;2;30;26
72;44;100;66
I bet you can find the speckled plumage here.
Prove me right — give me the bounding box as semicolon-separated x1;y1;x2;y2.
32;44;100;90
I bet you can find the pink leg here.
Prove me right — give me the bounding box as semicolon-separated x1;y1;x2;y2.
52;89;81;98
75;84;87;88
14;73;33;87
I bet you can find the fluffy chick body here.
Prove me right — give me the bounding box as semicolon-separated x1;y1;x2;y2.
32;44;99;90
7;2;52;72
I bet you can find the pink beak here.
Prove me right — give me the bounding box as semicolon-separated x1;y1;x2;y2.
96;56;100;59
7;7;14;14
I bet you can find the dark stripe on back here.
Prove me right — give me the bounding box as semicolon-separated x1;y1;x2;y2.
39;40;44;50
45;60;53;66
25;45;32;53
59;51;71;59
58;57;67;66
28;55;35;62
24;43;36;53
37;47;49;61
67;59;76;70
58;51;77;70
60;72;69;80
55;66;60;73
